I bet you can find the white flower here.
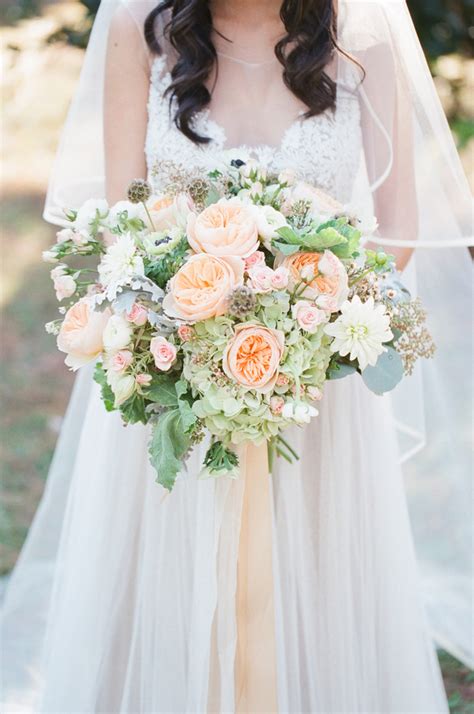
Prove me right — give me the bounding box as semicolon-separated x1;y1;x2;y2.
74;198;108;231
324;295;393;371
56;228;75;244
45;321;60;335
282;402;318;423
50;265;67;280
278;169;297;186
98;233;145;299
54;275;76;301
251;204;288;249
42;250;58;263
108;200;145;227
107;370;136;407
344;204;379;236
103;314;133;352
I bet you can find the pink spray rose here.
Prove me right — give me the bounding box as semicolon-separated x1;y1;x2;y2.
270;396;285;415
248;265;275;293
111;349;133;373
244;250;266;272
292;300;328;333
135;373;152;387
126;303;148;326
150;336;177;371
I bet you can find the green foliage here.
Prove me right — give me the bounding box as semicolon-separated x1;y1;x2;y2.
202;440;239;477
273;218;361;259
146;373;180;406
93;363;115;412
149;409;190;491
145;238;190;289
408;0;474;62
121;393;147;424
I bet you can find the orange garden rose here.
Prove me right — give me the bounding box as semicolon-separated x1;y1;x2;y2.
282;249;349;311
57;300;111;370
187;198;259;258
222;324;285;393
162;253;244;322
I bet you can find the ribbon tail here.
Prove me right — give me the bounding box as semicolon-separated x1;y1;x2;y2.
234;441;278;713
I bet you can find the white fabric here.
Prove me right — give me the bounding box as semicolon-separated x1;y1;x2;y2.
2;0;473;711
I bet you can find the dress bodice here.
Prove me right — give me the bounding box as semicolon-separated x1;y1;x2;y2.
145;56;362;200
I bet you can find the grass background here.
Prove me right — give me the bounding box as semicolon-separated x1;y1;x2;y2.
0;1;473;709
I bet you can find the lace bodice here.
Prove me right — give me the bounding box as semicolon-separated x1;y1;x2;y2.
146;56;362;200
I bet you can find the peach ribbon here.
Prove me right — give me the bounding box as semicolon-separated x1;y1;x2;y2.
234;441;278;713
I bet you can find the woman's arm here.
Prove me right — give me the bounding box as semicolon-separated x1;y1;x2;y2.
104;6;151;206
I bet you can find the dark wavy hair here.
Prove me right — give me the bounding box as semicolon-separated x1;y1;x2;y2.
144;0;352;144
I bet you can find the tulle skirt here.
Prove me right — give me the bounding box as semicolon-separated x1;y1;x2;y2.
2;368;448;713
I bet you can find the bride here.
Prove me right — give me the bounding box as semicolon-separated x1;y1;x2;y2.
2;0;472;712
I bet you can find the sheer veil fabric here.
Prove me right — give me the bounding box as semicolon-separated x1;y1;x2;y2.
2;0;473;711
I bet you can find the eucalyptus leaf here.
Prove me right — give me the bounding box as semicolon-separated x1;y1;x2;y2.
361;347;404;395
327;362;358;380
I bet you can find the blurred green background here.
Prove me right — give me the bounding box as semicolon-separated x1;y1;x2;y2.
0;1;473;709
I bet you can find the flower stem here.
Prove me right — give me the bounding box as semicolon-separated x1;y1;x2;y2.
276;434;299;461
142;202;156;231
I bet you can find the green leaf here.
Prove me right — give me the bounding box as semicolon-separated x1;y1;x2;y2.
361;347;404;395
275;226;301;244
121;393;147;424
314;226;347;245
145;237;189;289
93;363;115;412
299;230;345;251
145;374;179;406
272;241;300;255
175;379;197;433
149;408;190;491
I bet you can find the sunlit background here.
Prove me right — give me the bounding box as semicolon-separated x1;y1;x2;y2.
0;0;473;707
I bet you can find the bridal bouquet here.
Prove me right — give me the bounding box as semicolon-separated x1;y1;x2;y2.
43;159;435;490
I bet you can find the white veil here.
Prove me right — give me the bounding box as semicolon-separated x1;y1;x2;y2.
36;0;474;668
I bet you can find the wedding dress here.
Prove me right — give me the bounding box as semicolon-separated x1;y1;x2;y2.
2;1;472;713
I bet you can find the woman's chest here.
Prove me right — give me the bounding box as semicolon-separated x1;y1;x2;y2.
145;57;362;199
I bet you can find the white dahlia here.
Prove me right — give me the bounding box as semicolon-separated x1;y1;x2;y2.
324;295;393;371
98;233;145;299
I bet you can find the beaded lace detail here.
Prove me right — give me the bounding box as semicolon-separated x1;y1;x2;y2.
146;56;362;199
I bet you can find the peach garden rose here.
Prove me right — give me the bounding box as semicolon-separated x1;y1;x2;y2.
57;299;111;371
282;249;349;311
148;194;193;231
186;197;259;258
222;323;285;393
162;253;244;322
